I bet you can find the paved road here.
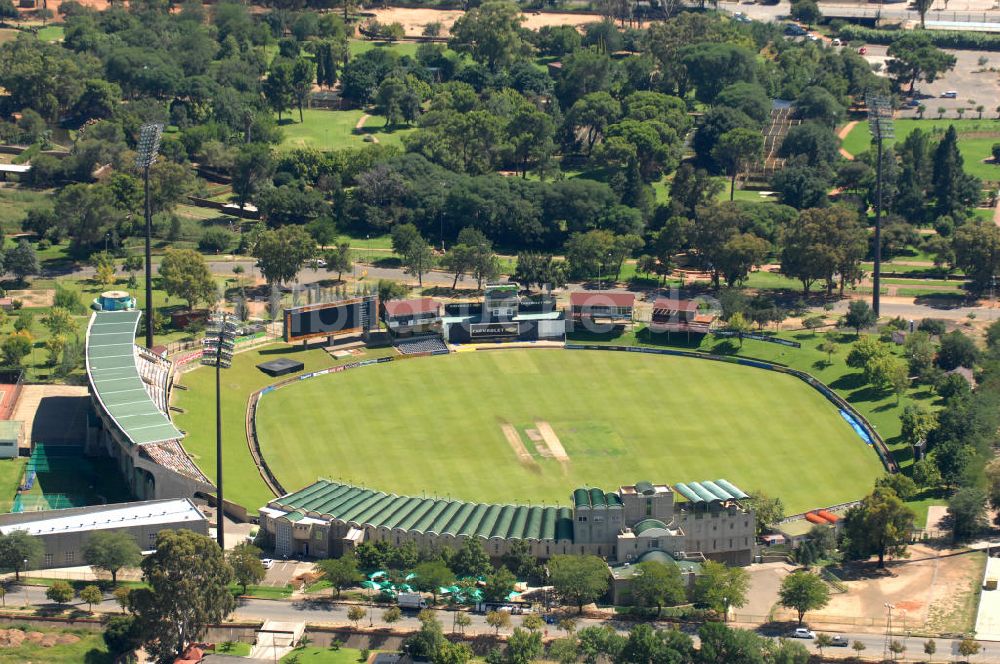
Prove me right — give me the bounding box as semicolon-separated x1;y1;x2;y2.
718;0;1000;26
2;583;997;660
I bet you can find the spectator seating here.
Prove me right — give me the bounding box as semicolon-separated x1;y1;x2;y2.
140;440;211;484
395;336;449;355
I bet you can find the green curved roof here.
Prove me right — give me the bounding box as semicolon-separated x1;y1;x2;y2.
633;518;669;535
274;480;574;542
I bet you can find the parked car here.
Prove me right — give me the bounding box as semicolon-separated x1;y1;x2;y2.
784;23;808;36
830;636;849;647
790;628;816;639
261;558;275;569
942;90;958;98
857;46;867;54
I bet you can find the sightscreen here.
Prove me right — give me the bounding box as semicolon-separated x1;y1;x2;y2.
284;296;378;343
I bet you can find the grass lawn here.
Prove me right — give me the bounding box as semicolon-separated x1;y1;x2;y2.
0;458;26;512
840;119;1000;182
278;109;414;151
255;348;884;513
282;646;370;663
0;627;111;663
172;344;397;512
349;39;420;58
0;187;53;233
231;583;293;599
35;25;64;42
215;641;253;656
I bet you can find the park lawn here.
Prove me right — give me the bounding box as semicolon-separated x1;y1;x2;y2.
215;641;253;656
742;270;804;291
0;628;112;663
0;458;26;512
840;118;1000;181
35;25;64;42
172;344;397;513
349;39;420;58
0;187;53;232
282;647;371;663
255;347;884;514
278;109;414;151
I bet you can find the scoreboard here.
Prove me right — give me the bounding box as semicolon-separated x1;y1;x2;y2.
283;295;378;343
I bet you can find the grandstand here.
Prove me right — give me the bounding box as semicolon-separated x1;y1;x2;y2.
86;311;213;502
394;336;449;355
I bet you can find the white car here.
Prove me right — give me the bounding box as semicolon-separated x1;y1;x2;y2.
791;628;816;639
261;558;275;569
941;90;958;98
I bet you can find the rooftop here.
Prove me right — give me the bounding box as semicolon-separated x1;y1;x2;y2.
86;311;183;446
0;498;206;536
270;480;575;542
383;298;441;318
569;292;636;308
652;298;700;312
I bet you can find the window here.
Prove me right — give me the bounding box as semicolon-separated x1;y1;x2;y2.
44;554;52;567
577;516;587;522
148;533;156;544
314;531;324;541
64;551;74;564
645;498;653;516
651;539;659;549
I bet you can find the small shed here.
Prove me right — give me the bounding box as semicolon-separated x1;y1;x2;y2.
0;422;22;459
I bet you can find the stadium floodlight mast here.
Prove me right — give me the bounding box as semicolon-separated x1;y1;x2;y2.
203;312;236;550
135;123;164;349
866;95;894;317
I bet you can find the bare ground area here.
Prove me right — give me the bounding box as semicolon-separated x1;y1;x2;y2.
368;6;606;36
799;545;984;634
501;422;537;469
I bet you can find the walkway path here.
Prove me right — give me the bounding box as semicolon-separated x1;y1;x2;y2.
355;114;379;144
837;120;859;160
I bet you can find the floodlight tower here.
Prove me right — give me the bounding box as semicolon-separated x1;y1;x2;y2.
203;312;236;550
136;123;164;349
866;96;894;317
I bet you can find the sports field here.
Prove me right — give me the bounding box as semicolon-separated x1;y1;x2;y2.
254;349;884;513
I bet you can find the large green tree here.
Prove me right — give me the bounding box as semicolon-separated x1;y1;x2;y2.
694;561;750;620
227;542;266;595
449;1;531;71
549;554;610;614
83;530;142;585
886;32;957;93
159;249;217;310
842;486;916;567
131;530;235;662
778;571;831;626
0;530;43;581
628;560;687;616
253;225;317;286
712;128;764;202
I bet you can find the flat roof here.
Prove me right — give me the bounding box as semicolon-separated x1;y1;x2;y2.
569;292;635;308
86;311;183;446
384;298;441;318
652;298;699;312
258;358;305;371
0;421;21;441
0;498;205;536
0;164;31;174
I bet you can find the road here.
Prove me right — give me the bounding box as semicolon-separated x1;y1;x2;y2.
2;582;995;661
718;0;1000;27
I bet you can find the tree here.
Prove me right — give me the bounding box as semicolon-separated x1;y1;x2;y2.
958;638;980;659
228;542;266;595
317;554;362;598
131;530;235;662
402;236;435;288
347;605;366;627
451;538;491;578
484;566;516;603
914;0;933;28
934;125;980;219
948;486;987;541
790;0;821;26
486;610;511;634
842;487;916;567
413;560;455;604
548;555;610;614
952;221;1000;294
449;1;531;72
263;59;295;122
628;560;686;616
5;240;37;284
778;571;830;626
548;636;579;664
159;249;216;311
83;530;142;585
712;129;764;201
887;32;957;93
455;611;471;634
693;560;750;620
0;530;43;580
46;580;74;604
41;307;74;338
818;339;838;366
92;251;117;287
814;633;833;657
253;225;317;286
325;242;353;282
747;491;784;536
505;627;544;664
80;584;103;612
780;207;865;295
901;404;937;452
937;330;979;370
104;614;142;656
291;58;317;123
727;312;751;348
924;638;937;662
113;586;131;613
232;144;275;210
382;605;402;626
1;333;31;368
844;300;877;337
852;640;866;659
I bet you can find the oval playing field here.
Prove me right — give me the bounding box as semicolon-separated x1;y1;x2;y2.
255;349;884;514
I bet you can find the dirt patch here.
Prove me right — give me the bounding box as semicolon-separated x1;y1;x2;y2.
8;289;54;307
501;423;537;468
368;7;605;37
0;628;78;648
535;420;569;462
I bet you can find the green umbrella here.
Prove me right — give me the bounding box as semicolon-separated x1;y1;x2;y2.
361;580;379;590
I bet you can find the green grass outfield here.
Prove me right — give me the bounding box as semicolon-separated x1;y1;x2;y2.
278;109;414;151
254;349;884;514
840;119;1000;182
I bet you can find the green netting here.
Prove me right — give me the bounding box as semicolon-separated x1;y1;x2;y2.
13;493;84;512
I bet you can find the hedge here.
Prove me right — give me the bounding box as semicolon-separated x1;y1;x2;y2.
838;25;1000;51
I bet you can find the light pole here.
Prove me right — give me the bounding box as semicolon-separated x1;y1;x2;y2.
135;123;163;350
204;312;235;550
883;602;895;661
866;96;894;317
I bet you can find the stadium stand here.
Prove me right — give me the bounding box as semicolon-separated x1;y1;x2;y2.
87;311;214;501
394;336;449;355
